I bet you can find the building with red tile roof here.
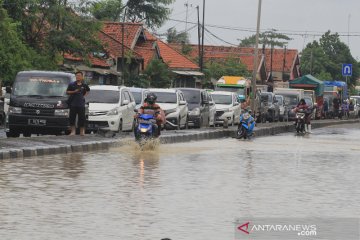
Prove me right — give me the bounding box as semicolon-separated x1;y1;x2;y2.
64;22;203;87
170;44;300;83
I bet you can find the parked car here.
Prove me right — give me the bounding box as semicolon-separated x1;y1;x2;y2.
149;88;188;130
178;88;211;128
129;87;149;110
275;95;288;122
210;91;241;126
260;92;280;122
87;85;136;133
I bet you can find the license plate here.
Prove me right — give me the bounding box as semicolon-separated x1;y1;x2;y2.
28;119;47;126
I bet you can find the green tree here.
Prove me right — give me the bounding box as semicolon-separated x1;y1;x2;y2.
300;31;359;85
3;0;103;61
125;0;174;28
143;59;173;88
0;3;54;84
90;0;123;21
166;27;189;44
239;29;291;48
204;57;250;81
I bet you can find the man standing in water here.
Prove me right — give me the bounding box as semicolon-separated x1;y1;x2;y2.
66;71;90;136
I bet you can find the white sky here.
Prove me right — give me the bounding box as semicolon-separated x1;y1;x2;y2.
158;0;360;60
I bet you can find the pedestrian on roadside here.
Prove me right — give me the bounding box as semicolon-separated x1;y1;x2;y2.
66;71;90;136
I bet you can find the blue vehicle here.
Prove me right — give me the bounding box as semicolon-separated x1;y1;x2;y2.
236;111;255;139
135;114;158;141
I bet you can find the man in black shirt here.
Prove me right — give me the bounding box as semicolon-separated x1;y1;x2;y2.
66;71;90;136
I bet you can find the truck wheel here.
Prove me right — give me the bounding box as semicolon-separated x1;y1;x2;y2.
23;132;31;137
6;131;20;138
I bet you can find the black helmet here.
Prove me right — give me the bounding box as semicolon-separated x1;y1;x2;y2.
145;92;157;104
299;98;306;104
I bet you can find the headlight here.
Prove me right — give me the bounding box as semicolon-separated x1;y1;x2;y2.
107;108;119;116
190;108;200;116
9;106;22;114
165;108;177;115
55;109;69;117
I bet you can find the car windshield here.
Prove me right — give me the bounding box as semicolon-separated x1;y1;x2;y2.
155;92;177;103
131;91;142;105
87;90;119;104
13;76;70;97
283;95;298;106
211;94;232;105
181;90;200;104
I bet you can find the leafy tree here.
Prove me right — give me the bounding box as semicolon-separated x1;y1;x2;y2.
125;0;174;28
90;0;123;21
143;59;173;87
0;3;54;84
166;27;189;44
3;0;103;61
204;57;250;81
300;31;359;85
239;29;291;48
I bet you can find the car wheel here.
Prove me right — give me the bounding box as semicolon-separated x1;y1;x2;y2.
6;130;20;138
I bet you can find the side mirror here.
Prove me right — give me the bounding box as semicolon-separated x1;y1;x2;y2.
234;102;239;106
209;101;215;106
134;108;138;113
202;100;209;105
179;100;186;105
122;99;129;105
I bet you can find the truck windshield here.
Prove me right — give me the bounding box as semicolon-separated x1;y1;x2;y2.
211;94;232;105
87;90;120;104
215;86;245;96
13;76;70;97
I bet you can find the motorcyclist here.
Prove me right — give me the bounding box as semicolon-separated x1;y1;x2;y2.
293;98;312;133
238;107;255;137
341;100;349;119
135;92;164;137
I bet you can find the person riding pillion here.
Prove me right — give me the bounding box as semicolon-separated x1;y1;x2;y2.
136;93;164;137
294;98;312;133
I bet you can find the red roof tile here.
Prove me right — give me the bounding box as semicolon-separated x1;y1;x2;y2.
169;44;298;73
134;40;156;69
102;22;143;49
64;53;111;68
156;40;199;70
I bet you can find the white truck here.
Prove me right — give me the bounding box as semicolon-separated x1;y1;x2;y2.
274;88;304;120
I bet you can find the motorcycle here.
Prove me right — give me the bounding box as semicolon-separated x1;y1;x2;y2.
134;114;158;142
236;111;254;139
295;108;306;133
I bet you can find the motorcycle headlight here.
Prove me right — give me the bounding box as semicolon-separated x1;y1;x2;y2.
165;108;177;115
107;108;119;116
190;108;200;116
55;109;69;117
9;106;22;114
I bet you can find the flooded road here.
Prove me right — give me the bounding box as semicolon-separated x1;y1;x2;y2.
0;125;359;240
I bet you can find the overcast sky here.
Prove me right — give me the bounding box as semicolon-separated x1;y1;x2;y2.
158;0;360;60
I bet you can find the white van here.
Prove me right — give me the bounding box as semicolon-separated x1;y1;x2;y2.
87;85;136;132
210;91;242;126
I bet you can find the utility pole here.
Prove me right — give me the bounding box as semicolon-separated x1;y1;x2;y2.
251;0;262;113
185;1;189;32
348;14;351;47
121;9;127;86
200;0;205;72
197;6;201;69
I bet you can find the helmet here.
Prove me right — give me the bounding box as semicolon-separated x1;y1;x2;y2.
299;98;306;105
145;92;157;104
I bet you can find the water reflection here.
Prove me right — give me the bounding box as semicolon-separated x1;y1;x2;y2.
0;127;359;240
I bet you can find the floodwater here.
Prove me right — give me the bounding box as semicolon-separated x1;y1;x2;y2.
0;125;359;240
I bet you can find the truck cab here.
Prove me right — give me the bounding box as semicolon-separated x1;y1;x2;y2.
6;71;76;137
215;76;251;108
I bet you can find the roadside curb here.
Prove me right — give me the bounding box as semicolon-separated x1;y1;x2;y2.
0;119;358;160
